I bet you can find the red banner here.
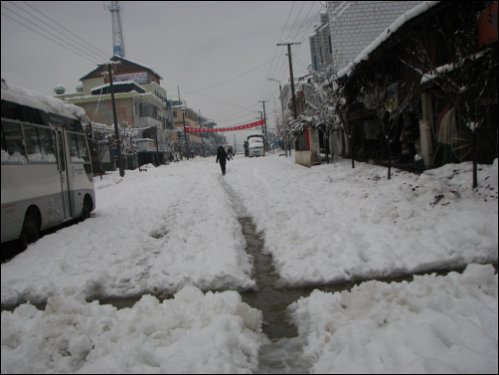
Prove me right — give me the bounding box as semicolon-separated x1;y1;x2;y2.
185;119;264;133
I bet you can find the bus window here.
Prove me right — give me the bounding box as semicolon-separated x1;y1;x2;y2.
24;124;56;163
1;120;27;164
1;100;22;121
68;133;90;163
22;105;48;125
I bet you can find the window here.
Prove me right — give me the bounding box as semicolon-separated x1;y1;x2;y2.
68;132;90;163
1;119;27;163
24;124;56;163
1;100;22;121
22;106;48;125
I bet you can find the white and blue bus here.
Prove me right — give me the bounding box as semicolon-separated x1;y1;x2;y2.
1;81;95;248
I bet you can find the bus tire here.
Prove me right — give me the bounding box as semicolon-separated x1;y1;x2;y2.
80;195;93;220
19;208;40;249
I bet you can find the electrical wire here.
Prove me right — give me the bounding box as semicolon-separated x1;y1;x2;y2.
1;5;99;65
20;1;109;59
2;2;108;63
184;57;276;95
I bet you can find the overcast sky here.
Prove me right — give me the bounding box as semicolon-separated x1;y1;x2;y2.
1;1;325;138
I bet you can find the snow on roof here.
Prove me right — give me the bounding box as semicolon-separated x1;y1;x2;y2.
90;80;145;94
338;1;441;78
247;133;265;138
111;56;163;80
1;80;85;120
80;56;163;81
289;115;322;134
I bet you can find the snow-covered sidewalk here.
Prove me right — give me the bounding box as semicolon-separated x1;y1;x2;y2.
225;156;498;286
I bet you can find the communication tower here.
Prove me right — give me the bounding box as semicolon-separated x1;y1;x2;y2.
107;1;125;57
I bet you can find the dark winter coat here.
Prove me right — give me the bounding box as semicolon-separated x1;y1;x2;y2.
216;146;229;175
216;147;229;165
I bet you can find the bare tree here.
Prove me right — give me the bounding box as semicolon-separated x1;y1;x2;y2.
356;71;417;179
308;68;337;163
309;65;356;167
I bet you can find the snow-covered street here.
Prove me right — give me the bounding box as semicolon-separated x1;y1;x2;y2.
2;155;498;373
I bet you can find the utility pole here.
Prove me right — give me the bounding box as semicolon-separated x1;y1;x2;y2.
199;109;205;157
177;86;189;160
259;100;269;153
107;63;125;177
268;78;289;156
277;42;300;119
154;125;160;166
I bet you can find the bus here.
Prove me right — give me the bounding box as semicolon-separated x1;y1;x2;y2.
247;133;265;157
1;80;95;248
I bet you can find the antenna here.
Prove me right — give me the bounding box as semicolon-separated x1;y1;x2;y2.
107;1;125;57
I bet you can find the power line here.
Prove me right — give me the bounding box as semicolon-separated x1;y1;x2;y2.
188;91;259;115
294;2;324;43
217;111;261;124
262;1;317;102
3;2;107;62
263;2;326;102
1;5;99;65
184;57;276;95
285;1;308;42
260;1;297;101
20;1;109;59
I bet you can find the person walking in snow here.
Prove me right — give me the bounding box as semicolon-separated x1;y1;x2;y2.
216;145;229;175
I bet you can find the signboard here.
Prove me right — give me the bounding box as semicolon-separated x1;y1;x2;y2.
113;72;149;84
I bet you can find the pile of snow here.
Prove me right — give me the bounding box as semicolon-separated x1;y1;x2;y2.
1;286;265;373
290;264;498;373
225;157;498;286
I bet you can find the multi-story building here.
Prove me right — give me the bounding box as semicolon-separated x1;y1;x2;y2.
309;12;333;71
171;99;204;157
327;1;422;71
58;56;171;166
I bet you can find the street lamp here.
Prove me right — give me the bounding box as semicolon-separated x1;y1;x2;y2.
268;78;289;156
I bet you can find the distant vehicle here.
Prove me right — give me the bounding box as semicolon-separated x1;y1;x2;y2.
247;134;265;157
1;82;95;248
